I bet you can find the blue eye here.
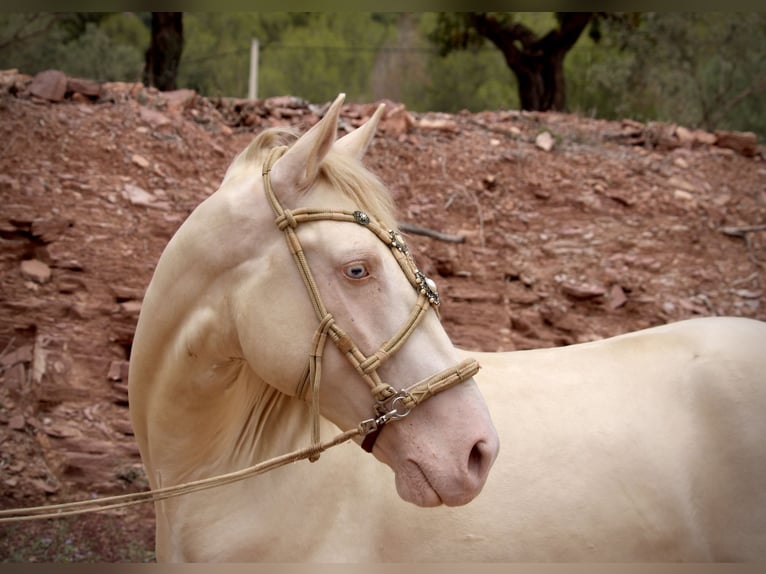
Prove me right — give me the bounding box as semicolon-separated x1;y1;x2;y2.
344;263;369;280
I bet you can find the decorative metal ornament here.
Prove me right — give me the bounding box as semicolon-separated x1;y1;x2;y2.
388;230;409;254
353;211;370;226
416;271;440;306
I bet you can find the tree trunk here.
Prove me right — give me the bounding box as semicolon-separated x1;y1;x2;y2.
513;52;567;111
143;12;184;91
470;13;591;112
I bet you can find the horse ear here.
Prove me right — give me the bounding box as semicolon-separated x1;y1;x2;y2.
269;93;346;200
333;103;385;159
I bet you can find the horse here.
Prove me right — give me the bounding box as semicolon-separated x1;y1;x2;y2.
129;94;766;562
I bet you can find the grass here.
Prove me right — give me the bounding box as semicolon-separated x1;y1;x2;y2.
0;508;155;563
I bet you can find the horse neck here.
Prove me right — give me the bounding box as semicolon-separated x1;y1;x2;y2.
133;318;323;486
131;187;331;486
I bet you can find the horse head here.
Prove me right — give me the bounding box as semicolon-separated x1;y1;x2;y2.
133;94;499;510
237;94;499;506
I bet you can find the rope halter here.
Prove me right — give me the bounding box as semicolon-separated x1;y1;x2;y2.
262;146;480;458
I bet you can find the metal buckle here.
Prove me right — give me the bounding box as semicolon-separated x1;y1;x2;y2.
360;392;413;436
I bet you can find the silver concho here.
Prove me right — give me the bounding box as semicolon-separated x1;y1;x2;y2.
353;210;370;226
388;230;409;254
416;271;440;306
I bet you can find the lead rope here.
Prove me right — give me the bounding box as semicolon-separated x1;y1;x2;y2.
0;427;360;523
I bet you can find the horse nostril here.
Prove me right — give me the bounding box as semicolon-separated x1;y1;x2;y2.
468;440;494;483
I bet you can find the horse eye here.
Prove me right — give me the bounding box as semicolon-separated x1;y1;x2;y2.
344;263;369;280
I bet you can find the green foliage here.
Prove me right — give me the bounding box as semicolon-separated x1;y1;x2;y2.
406;13;516;113
0;13;146;82
566;13;766;138
258;13;393;103
178;13;395;103
0;12;763;138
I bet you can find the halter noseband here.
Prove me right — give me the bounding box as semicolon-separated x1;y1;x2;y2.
262;146;480;457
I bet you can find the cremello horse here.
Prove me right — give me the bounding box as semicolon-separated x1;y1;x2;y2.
129;94;766;562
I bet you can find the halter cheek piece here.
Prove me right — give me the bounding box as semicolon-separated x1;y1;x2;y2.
262;146;480;458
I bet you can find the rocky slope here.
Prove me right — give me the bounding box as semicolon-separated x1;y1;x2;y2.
1;68;764;560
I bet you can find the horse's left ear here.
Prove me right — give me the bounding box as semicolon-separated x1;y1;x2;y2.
269;93;345;200
334;103;385;159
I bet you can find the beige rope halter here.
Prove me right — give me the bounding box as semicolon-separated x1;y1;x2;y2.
0;145;480;523
261;145;480;455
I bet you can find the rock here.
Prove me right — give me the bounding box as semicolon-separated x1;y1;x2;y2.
67;77;101;98
122;183;165;209
43;424;79;439
622;119;644;130
162;89;197;113
732;289;762;299
417;117;458;132
645;121;681;150
0;344;33;367
667;175;697;193
0;173;20;192
8;414;25;430
139;107;171;128
674;126;695;147
113;383;130;405
673;189;694;201
715;130;758;157
30;477;60;494
112;418;135;436
3;364;25;395
535;131;555;152
537;303;580;334
20;259;51;284
31;218;72;243
692;129;717;146
380;103;415;135
561;281;607;300
119;300;142;315
28;69;67;102
608;284;628;309
108;360;130;381
131;153;151;169
265;95;306;110
111;285;145;300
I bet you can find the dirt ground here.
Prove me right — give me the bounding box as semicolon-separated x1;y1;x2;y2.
1;68;764;561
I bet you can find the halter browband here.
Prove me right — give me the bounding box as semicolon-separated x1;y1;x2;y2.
262;146;480;457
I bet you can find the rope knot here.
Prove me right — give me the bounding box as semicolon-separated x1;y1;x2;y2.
277;210;299;230
307;445;322;463
360;349;391;374
371;383;396;403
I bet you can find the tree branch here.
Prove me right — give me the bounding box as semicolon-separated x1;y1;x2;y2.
0;14;60;52
399;222;466;243
537;13;594;55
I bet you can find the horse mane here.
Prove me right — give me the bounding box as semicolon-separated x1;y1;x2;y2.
224;127;398;230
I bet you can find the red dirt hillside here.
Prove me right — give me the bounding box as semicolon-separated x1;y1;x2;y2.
1;68;764;560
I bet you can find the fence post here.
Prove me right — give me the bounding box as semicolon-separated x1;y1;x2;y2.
248;38;259;100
